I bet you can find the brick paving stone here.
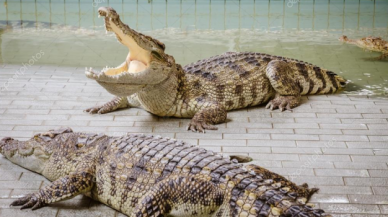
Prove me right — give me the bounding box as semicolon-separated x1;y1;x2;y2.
314;169;369;177
273;123;319;129
381;206;388;214
372;187;388;195
323;148;374;155
248;117;294;123
291;176;345;186
246;128;294;134
318;186;373;195
247;140;296;147
368;170;388;178
297;141;347;148
0;190;10;199
199;139;246;146
369;136;388;142
223;133;270;140
368;124;388;129
320;124;368;130
317;113;363;119
363;114;388;119
351;156;388;162
282;161;334;168
341;118;388;124
334;162;388;170
309;194;349;203
299;154;352;162
176;133;222;139
320;203;380;214
295;129;343;135
250;153;299;161
346;142;388;149
0;180;43;189
0;206;59;217
271;134;320;140
352;214;387;217
223;146;271;153
345;178;388;186
271;112;317;118
295;118;342;123
319;135;369;142
343;130;388;136
57;209;116;217
272;147;322;154
348;195;388;205
227;122;273;128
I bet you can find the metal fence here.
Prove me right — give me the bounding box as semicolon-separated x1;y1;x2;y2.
1;0;387;31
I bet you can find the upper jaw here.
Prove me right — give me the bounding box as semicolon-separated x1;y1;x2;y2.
98;7;118;32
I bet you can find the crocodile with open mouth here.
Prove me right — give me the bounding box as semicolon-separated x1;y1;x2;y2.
85;7;347;133
1;128;331;216
339;35;388;60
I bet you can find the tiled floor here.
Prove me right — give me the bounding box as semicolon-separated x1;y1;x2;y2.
0;64;388;216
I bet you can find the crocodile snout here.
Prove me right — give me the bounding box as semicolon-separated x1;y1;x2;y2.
0;137;13;154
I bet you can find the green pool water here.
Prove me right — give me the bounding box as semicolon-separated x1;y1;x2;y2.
0;0;388;95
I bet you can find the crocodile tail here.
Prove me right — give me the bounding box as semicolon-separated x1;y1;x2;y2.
294;62;347;95
242;165;332;217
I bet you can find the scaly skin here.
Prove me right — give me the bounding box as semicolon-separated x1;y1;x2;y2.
339;35;388;59
85;7;347;132
1;127;332;217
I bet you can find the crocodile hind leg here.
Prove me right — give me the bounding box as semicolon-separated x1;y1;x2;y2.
377;53;388;60
131;176;224;217
187;103;227;133
265;60;301;111
10;171;94;210
85;96;129;114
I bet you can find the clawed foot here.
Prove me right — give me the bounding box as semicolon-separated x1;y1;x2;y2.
85;105;110;114
10;193;46;210
265;95;300;112
187;120;218;133
84;97;129;114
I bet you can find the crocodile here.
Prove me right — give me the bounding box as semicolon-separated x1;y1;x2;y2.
339;35;388;60
85;7;347;133
1;127;331;217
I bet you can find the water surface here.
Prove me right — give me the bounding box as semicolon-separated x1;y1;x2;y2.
1;0;388;95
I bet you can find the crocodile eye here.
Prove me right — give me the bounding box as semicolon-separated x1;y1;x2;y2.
151;51;163;61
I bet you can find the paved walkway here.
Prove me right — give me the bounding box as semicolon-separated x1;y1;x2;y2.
0;64;387;216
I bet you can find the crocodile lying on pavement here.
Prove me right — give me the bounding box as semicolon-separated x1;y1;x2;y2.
339;35;388;60
85;7;347;132
1;128;331;217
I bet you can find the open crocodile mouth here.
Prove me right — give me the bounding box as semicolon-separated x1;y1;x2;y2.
85;7;152;80
84;7;168;96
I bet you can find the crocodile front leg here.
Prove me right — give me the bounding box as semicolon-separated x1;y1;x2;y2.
85;96;129;114
10;171;94;210
265;60;301;111
187;103;227;133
